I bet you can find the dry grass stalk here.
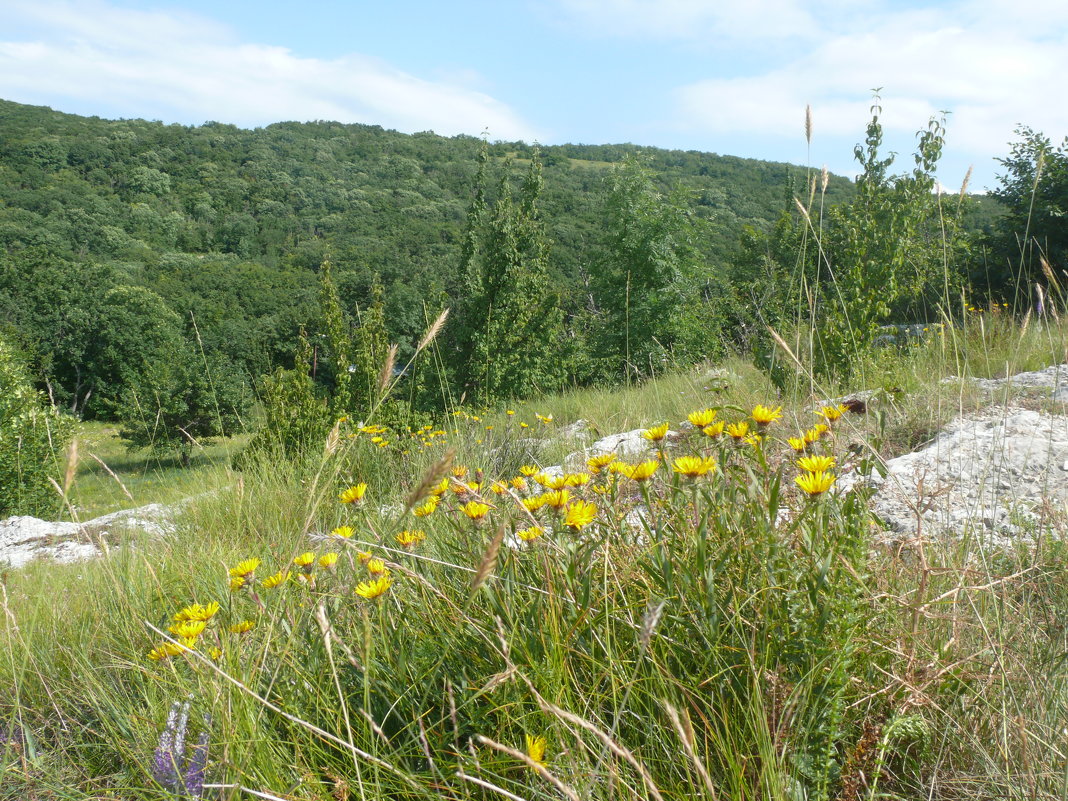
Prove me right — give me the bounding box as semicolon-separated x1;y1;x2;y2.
63;437;79;496
662;701;718;800
805;104;813;145
475;735;582;801
377;343;398;396
470;523;506;595
417;307;450;353
323;420;341;457
958;165;973;200
820;164;829;194
539;699;666;801
794;196;812;223
404;447;455;509
87;451;134;501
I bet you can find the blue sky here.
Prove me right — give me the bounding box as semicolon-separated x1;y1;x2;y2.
4;0;1067;192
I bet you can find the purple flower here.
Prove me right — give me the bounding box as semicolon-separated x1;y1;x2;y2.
151;701;209;798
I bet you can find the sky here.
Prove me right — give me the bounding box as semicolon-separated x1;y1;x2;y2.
2;0;1066;192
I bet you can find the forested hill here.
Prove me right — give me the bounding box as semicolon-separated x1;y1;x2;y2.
0;98;854;361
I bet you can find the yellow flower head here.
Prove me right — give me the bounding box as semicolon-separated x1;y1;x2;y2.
168;620;206;639
672;455;717;478
209;647;223;660
396;529;426;549
293;552;315;568
564;500;597;531
430;478;450;497
366;558;389;576
519;464;540;477
228;558;261;579
516;525;544;543
319;552;339;569
744;433;765;448
354;575;392;600
795;470;836;497
451;465;469;478
819;404;847;423
331;525;355;539
510;476;528;491
726;421;750;440
339;483;368;504
148;641;189;661
641;422;670;442
563;472;591;487
460;500;491;521
522;494;547;512
787;437;808;453
229;576;246;592
413;498;439;517
626;460;660;482
525;734;547;768
173;602;220;624
701;421;726;438
490;480;509;495
356;550;373;564
688;408;718;428
229;620;256;634
261;570;291;589
751;405;783;426
587;453;617;473
543;489;571;510
535;413;553;425
797;455;836;473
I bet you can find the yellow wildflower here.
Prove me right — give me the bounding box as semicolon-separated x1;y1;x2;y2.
525;734;547;768
796;471;836;497
751;405;783;426
319;552;339;569
688;408;718;428
510;476;528;491
587;453;617;473
625;460;660;482
522;494;547;512
261;570;291;589
228;558;260;579
797;455;836;473
563;472;591;487
787;437;807;453
701;421;725;438
168;620;206;639
641;422;670;442
147;641;189;661
354;575;392;600
366;558;389;576
490;480;509;495
173;602;220;624
229;576;246;593
726;421;750;440
672;455;717;478
460;501;491;521
413;498;439;517
339;483;368;504
519;464;540;477
331;525;355;539
396;529;426;549
451;465;469;478
543;489;571;509
819;404;847;423
229;620;256;634
430;478;450;497
563;500;597;531
293;552;315;568
516;525;544;543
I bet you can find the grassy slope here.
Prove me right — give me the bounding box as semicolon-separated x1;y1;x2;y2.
2;311;1067;801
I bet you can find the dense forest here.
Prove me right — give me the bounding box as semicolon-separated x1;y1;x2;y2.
0;96;1045;458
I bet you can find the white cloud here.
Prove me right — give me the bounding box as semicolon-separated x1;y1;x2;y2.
0;0;540;140
552;0;827;41
669;1;1068;185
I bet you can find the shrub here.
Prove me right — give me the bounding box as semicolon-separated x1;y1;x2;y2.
0;335;73;516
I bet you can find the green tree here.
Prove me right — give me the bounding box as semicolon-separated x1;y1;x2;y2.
452;146;565;405
989;127;1068;297
590;155;692;381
